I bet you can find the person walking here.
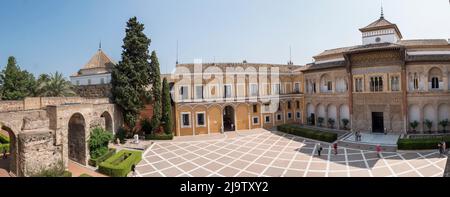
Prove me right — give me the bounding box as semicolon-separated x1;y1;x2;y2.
376;144;382;158
333;143;338;155
317;143;323;157
443;141;447;154
131;164;137;177
438;142;443;157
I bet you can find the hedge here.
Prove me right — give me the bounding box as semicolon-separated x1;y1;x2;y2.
0;133;9;144
145;133;173;140
88;148;116;167
79;173;92;177
0;144;9;153
98;150;142;177
397;136;450;150
277;124;338;143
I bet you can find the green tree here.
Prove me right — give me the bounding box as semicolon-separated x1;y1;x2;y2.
0;56;36;100
161;77;173;134
111;17;152;129
88;127;113;159
149;51;162;133
37;72;76;97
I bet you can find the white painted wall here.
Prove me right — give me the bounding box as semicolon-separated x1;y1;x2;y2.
327;105;337;120
438;104;449;121
339;104;349;120
70;73;111;86
424;105;436;123
307;103;314;117
317;104;325;118
408;105;420;122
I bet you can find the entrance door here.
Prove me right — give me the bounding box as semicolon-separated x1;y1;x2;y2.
223;106;235;132
310;113;316;126
372;112;384;133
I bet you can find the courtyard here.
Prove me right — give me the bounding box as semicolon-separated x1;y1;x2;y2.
136;129;448;177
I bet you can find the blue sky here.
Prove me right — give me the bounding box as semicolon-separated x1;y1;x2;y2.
0;0;449;77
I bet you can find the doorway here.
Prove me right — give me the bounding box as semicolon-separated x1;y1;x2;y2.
372;112;384;133
310;113;316;126
223;106;235;132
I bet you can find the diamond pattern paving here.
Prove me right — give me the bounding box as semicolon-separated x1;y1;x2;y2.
136;129;447;177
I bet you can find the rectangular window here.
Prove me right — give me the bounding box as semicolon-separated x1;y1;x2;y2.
296;101;300;109
287;112;292;119
264;115;271;123
224;85;232;98
264;104;270;112
252;116;259;125
296;112;301;119
195;85;204;99
327;81;332;91
277;103;282;111
253;104;258;113
250;84;259;97
272;83;280;95
294;82;300;93
180;86;189;100
181;113;191;128
196;112;205;127
287;101;291;109
276;114;282;121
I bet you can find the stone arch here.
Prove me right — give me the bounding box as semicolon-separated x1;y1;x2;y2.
68;113;87;165
408;105;421;123
236;104;249;130
307;103;315;117
316;104;326;119
0;125;18;176
423;104;437;132
339;104;350;128
327;104;337;121
207;105;222;133
438;103;449;122
100;111;113;133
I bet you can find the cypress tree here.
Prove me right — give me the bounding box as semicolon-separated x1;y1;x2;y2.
149;51;161;133
111;17;151;129
0;56;36;100
161;77;173;134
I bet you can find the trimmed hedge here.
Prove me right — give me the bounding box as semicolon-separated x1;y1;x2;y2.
79;173;92;177
277;124;338;143
88;148;116;167
0;133;9;144
98;150;142;177
0;144;9;153
398;137;450;150
145;133;173;140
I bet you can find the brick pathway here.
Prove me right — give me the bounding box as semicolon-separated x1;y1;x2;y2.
136;129;447;177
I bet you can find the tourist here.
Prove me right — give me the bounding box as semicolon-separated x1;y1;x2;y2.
333;143;338;155
443;141;447;154
376;144;382;158
438;142;443;157
317;143;323;157
354;130;358;141
131;164;136;177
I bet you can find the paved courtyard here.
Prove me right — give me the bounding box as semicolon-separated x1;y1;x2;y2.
136;129;447;177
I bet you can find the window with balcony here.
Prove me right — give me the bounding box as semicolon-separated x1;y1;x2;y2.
195;85;204;99
253;104;258;113
431;77;439;89
180;86;189;100
413;74;419;90
327;81;332;91
355;78;363;92
224;85;232;98
250;84;259;97
296;101;300;109
294;82;300;93
287;101;291;110
272;83;280;95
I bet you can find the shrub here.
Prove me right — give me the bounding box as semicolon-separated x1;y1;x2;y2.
98;150;142;177
145;133;173;140
0;144;9;153
439;119;449;132
341;118;349;129
398;136;450;150
424;119;433;133
410;121;419;132
114;127;127;144
79;173;92;177
88;127;113;159
140;118;153;135
88;148;116;167
0;133;9;144
328;118;335;128
277;124;338;143
317;117;324;127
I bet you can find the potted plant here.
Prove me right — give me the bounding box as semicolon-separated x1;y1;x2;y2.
328;118;335;129
439;119;449;133
409;121;419;133
424;119;433;134
318;117;324;127
342;118;349;130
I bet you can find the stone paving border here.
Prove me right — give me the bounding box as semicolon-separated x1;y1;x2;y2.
136;129;448;177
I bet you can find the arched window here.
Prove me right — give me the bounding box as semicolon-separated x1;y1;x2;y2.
413;73;419;90
432;77;439;89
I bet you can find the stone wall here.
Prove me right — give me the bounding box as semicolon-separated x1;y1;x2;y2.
74;84;112;98
18;131;62;177
0;97;110;113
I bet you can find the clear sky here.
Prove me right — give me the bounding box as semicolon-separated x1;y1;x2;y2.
0;0;449;78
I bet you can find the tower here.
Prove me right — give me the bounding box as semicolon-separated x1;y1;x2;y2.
359;6;402;45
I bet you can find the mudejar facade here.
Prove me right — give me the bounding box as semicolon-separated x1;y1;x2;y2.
170;13;450;136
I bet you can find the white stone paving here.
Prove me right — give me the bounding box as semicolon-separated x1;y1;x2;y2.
136;129;448;177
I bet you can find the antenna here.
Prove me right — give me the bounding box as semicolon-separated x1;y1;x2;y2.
288;45;293;65
99;40;102;51
176;40;179;65
380;0;384;19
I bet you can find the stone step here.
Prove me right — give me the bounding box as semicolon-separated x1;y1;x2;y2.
337;140;398;152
